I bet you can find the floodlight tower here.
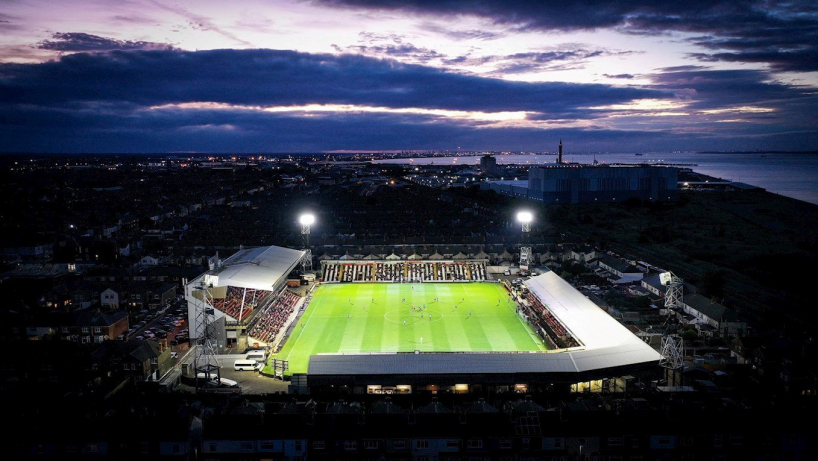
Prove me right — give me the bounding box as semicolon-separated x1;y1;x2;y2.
660;271;684;309
659;271;685;386
299;213;315;272
517;211;533;271
193;280;220;390
659;334;685;387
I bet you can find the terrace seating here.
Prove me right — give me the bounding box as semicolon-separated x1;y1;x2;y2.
212;286;272;322
246;290;302;344
525;292;579;348
321;260;488;283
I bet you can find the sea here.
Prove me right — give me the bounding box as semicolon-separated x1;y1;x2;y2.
372;152;818;206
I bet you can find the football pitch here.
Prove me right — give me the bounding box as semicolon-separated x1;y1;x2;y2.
272;282;548;374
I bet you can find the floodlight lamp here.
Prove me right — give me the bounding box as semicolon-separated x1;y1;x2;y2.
299;214;315;226
517;211;533;223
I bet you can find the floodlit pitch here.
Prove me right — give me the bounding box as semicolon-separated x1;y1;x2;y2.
273;282;548;374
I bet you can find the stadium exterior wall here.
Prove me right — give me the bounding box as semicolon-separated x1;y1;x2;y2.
304;353;660;393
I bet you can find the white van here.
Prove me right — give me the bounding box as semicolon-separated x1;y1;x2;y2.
234;359;260;371
245;350;266;363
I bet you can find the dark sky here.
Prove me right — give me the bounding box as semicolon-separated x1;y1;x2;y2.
1;0;816;152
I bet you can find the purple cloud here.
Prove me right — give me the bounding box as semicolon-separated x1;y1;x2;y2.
314;0;818;73
38;32;175;52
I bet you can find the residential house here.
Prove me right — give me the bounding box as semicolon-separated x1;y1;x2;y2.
141;255;162;267
114;281;177;311
101;287;120;309
681;293;746;338
598;255;644;284
1;241;53;261
569;244;597;263
641;273;665;297
33;309;129;343
92;338;173;383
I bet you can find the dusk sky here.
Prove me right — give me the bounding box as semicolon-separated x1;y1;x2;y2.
2;0;817;153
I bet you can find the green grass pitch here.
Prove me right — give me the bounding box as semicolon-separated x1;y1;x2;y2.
271;282;548;374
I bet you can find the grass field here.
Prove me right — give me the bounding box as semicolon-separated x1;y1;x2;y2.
271;282;548;374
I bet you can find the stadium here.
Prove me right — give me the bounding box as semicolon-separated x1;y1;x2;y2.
184;243;662;395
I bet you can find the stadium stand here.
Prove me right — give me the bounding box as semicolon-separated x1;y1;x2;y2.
212;286;272;322
525;292;580;349
321;260;488;283
246;290;302;345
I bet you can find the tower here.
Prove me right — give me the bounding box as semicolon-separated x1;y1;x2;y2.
557;139;563;164
660;271;684;310
659;334;685;387
517;212;533;271
192;281;221;390
299;214;315;272
659;271;685;387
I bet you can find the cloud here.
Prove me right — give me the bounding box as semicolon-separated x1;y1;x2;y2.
0;12;23;32
1;48;815;153
688;49;818;72
5;102;815;153
332;31;627;75
647;68;808;109
314;0;818;73
641;68;818;135
483;48;636;75
603;74;635;79
417;22;506;41
147;0;254;47
332;32;445;63
0;48;661;112
38;33;176;53
110;14;159;25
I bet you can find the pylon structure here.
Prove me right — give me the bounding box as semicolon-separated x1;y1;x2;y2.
659;334;684;386
660;271;684;309
300;215;314;272
193;281;220;390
